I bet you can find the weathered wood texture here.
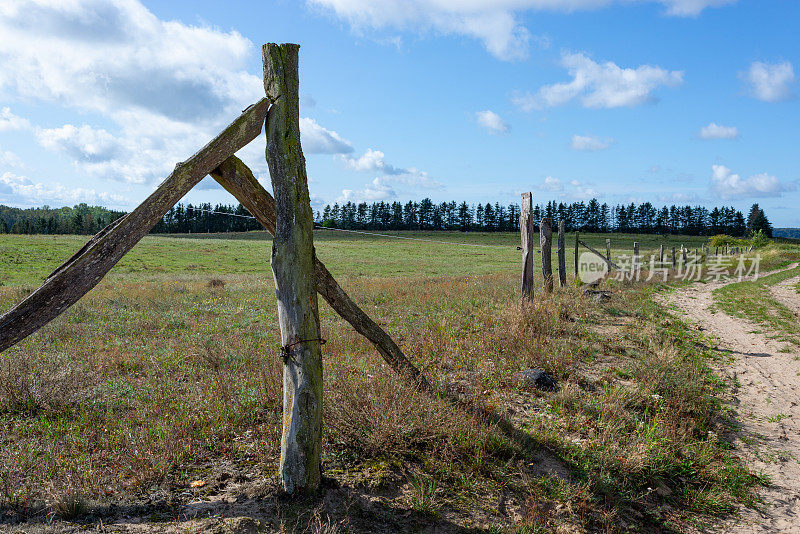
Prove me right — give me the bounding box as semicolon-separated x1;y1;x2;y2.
672;247;677;268
633;242;640;276
210;157;430;392
659;244;664;263
557;220;566;287
0;98;270;354
605;239;612;266
578;240;620;270
519;193;535;302
574;232;579;277
263;43;322;494
540;217;553;293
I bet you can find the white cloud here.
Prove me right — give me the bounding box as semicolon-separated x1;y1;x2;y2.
514;52;683;110
475;110;510;134
337;171;443;203
699;122;739;140
743;61;795;103
340;177;397;203
0;171;127;206
300;117;354;154
0;0;266;189
308;1;733;60
0;150;24;168
0;107;31;132
36;124;124;162
571;134;612;151
339;148;404;174
536;176;563;192
710;164;793;200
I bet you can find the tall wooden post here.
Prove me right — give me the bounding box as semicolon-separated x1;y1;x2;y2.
520;193;534;302
540;218;553;293
659;244;664;263
672;246;676;268
682;245;687;265
606;239;612;267
557;220;566;287
574;232;580;278
633;242;640;278
264;43;322;494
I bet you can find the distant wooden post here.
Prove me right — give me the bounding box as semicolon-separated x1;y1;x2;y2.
659;244;664;263
557;220;566;287
574;232;579;278
606;238;612;267
520;193;534;302
264;43;323;495
672;246;676;268
540;217;553;293
633;242;640;278
715;246;718;256
682;245;687;265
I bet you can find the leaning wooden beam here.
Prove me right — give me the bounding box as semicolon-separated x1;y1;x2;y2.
0;99;271;354
210;157;431;392
578;239;620;271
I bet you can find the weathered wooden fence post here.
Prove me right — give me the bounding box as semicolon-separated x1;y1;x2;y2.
682;245;687;265
558;220;567;287
633;242;640;278
541;217;553;293
574;232;579;279
672;246;676;268
606;239;612;267
264;43;322;494
520;193;535;303
659;244;664;263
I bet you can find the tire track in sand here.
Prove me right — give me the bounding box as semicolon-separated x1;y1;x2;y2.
663;264;800;533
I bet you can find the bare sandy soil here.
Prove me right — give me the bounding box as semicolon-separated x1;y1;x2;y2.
664;266;800;533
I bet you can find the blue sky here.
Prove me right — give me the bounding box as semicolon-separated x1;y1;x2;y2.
0;0;798;225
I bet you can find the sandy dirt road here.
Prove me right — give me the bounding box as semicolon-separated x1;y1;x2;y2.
664;265;800;533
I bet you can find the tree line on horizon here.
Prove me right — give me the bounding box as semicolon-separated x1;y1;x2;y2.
320;199;771;237
0;199;773;238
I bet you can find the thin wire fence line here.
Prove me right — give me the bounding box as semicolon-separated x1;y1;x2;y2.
179;208;518;250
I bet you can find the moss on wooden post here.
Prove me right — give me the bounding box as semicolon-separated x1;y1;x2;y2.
263;43;322;494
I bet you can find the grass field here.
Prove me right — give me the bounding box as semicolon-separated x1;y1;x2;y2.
714;245;800;347
0;230;772;532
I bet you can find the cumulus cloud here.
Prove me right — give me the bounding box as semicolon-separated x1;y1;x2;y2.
37;124;124;163
0;0;267;187
313;1;733;61
710;164;793;200
536;176;564;192
308;1;733;60
0;150;24;168
0;107;31;132
699;122;739;139
340;177;398;203
475;110;510;134
0;171;127;206
571;134;613;151
299;117;354;154
338;170;443;203
339;148;404;174
569;179;599;199
742;61;795;103
513;52;683;110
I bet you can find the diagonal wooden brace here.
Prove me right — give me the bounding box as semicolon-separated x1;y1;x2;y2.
0;98;271;353
211;156;431;392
